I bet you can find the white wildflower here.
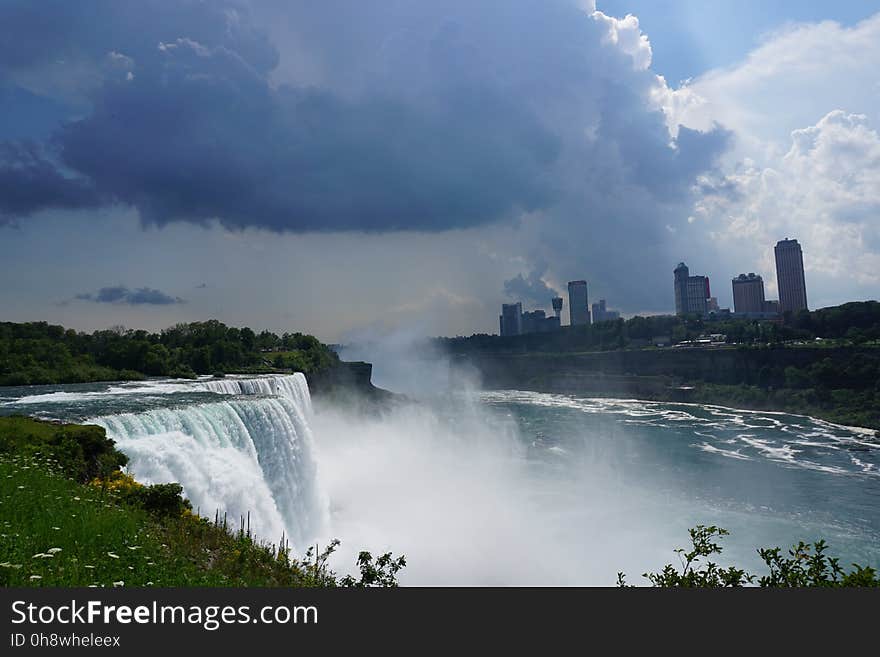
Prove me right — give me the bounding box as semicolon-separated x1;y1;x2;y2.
107;552;119;559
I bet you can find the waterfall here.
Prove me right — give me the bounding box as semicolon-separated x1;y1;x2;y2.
193;375;314;414
90;373;326;548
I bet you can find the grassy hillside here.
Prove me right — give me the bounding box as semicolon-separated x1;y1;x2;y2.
0;416;403;587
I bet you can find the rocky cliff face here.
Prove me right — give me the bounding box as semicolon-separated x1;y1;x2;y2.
306;360;374;393
460;344;880;398
306;360;401;409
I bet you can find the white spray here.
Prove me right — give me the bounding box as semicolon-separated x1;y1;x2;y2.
90;373;327;548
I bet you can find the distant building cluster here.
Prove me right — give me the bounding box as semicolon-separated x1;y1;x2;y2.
495;237;808;337
591;299;619;323
499;279;620;337
500;301;561;336
675;238;808;319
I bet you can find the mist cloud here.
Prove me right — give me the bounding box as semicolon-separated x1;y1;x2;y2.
503;263;560;309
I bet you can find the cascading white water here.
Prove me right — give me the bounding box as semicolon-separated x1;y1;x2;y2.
90;373;326;548
193;376;314;414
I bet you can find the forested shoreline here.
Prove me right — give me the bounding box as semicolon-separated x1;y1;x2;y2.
0;320;338;386
442;301;880;431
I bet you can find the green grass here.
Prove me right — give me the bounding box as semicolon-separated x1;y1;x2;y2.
0;416;404;588
1;453;162;587
0;452;329;587
0;415;127;483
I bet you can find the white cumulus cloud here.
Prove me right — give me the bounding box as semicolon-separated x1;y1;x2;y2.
671;13;880;308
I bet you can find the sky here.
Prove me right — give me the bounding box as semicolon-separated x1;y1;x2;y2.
1;0;879;342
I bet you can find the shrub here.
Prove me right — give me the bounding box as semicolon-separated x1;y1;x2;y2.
0;416;127;483
129;483;192;517
168;366;197;379
618;525;880;587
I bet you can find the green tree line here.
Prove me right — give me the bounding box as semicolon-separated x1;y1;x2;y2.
0;320;338;386
439;301;880;355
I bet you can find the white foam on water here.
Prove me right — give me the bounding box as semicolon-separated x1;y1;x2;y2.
89;373;327;548
694;442;750;460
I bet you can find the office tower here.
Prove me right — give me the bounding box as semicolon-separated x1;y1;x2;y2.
674;262;709;316
551;296;564;319
732;273;766;313
499;302;522;337
592;299;620;323
567;281;589;326
674;263;689;315
521;309;559;333
521;309;544;334
774;238;808;313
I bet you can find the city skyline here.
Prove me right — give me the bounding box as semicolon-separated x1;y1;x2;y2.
1;2;879;342
501;235;809;334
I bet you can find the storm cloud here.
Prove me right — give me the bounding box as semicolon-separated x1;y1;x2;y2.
0;0;733;314
0;141;99;223
76;286;184;305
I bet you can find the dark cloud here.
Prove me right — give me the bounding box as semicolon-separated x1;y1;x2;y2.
57;65;558;231
0;1;559;230
76;286;184;305
0;0;732;313
0;141;99;223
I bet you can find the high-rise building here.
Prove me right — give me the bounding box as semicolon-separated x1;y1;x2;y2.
775;238;808;314
499;302;522;337
732;273;766;313
551;296;564;320
674;263;689;315
522;309;560;333
521;310;544;334
568;281;590;326
674;262;710;316
591;299;620;323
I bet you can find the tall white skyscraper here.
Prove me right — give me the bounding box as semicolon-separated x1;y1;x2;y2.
567;280;589;326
